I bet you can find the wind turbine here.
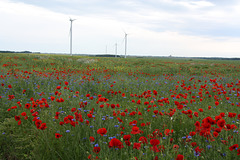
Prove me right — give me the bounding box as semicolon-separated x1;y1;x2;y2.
69;18;76;56
123;31;128;59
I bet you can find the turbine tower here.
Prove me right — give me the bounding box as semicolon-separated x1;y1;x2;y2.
124;32;128;58
69;18;76;56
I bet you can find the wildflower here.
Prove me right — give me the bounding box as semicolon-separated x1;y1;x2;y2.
131;126;142;134
133;143;141;150
55;133;62;138
108;138;124;149
176;154;184;160
229;144;239;151
173;144;179;150
90;136;95;142
123;135;131;141
139;136;148;144
21;112;26;116
237;148;240;155
93;147;101;154
97;128;107;136
150;139;160;146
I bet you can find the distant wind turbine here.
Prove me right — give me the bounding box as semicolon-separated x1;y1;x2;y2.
69;18;76;56
123;31;128;59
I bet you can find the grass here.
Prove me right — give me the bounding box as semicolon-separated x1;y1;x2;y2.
0;53;239;160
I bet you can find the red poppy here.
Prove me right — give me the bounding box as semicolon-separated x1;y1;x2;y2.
55;133;62;138
217;119;226;128
229;144;239;151
213;131;219;137
93;147;101;154
133;143;141;150
87;114;93;118
123;135;131;141
108;138;124;149
131;126;141;134
139;136;148;144
71;108;76;112
237;148;240;155
189;131;196;136
191;142;197;147
25;103;31;109
64;81;68;85
150;139;160;146
176;154;184;160
97;128;107;136
15;115;20;121
194;121;200;128
8;85;12;88
90;136;95;142
39;123;47;130
173;145;179;150
21;112;26;116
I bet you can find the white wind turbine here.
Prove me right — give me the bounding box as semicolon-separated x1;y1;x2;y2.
69;18;76;56
123;31;128;59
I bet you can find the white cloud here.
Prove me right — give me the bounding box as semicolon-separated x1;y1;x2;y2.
0;0;240;57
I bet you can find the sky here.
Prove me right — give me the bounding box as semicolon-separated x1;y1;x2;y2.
1;0;240;57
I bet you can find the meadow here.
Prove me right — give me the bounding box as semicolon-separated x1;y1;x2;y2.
0;53;239;160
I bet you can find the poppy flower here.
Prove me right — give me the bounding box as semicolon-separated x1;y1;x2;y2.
97;128;107;136
237;148;240;155
55;133;62;138
213;131;219;137
15;115;20;121
133;143;141;150
131;126;141;134
125;140;131;146
176;154;184;160
87;114;93;118
90;136;95;142
123;135;131;141
150;139;160;146
139;136;148;144
21;112;26;116
71;108;76;112
217;119;226;128
25;103;31;109
229;144;239;151
173;145;179;150
191;142;197;147
108;138;124;149
64;81;68;85
93;147;101;154
39;123;47;130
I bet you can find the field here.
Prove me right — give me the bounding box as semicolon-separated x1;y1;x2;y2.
0;53;239;160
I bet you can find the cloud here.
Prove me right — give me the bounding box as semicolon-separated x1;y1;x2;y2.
0;0;240;57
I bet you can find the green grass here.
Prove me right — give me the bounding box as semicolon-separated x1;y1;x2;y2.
0;53;239;160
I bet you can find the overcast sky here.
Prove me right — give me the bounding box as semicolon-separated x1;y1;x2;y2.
1;0;240;57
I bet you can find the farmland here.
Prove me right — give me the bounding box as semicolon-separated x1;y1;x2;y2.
0;53;239;160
